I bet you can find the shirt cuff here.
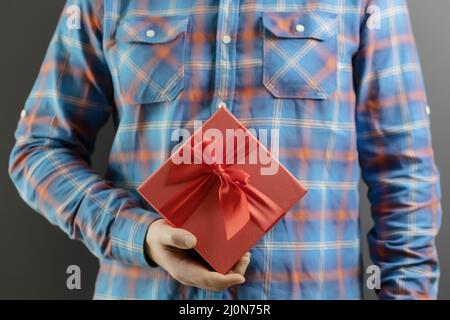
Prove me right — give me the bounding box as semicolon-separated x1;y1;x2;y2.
109;207;161;267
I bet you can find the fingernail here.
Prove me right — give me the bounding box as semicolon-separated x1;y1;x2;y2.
184;236;195;248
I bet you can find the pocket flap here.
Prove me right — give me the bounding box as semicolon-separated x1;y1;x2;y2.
262;11;337;41
117;15;189;44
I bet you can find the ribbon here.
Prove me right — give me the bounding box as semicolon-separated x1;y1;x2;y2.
160;138;284;240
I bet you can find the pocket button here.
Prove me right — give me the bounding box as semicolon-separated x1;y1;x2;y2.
146;29;156;38
295;24;305;33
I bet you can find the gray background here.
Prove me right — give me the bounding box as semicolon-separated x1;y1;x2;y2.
0;0;448;300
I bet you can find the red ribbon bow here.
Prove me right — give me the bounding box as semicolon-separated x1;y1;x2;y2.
160;138;284;240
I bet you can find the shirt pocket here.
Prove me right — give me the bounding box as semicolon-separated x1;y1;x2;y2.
115;15;189;105
262;11;338;100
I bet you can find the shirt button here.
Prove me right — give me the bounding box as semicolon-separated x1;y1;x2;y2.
222;35;231;44
20;109;27;118
295;24;305;33
146;29;156;38
218;102;227;109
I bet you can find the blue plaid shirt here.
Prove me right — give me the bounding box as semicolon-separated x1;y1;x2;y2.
9;0;441;299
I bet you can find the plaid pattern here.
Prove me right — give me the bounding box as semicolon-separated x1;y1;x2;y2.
9;0;441;300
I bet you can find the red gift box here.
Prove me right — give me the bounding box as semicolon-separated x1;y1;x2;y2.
137;107;307;274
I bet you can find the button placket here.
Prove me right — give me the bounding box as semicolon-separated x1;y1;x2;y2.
212;0;239;114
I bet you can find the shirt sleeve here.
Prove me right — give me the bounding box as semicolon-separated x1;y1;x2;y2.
354;0;442;299
8;0;160;267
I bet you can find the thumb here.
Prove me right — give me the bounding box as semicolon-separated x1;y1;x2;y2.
161;226;197;249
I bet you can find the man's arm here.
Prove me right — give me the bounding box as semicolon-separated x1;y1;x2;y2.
8;0;158;267
354;0;442;299
8;0;249;290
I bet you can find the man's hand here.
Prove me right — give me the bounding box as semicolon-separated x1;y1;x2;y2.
145;219;250;292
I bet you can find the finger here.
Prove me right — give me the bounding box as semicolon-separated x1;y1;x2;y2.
168;253;245;291
202;272;246;291
230;252;251;276
191;269;246;292
160;225;197;249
